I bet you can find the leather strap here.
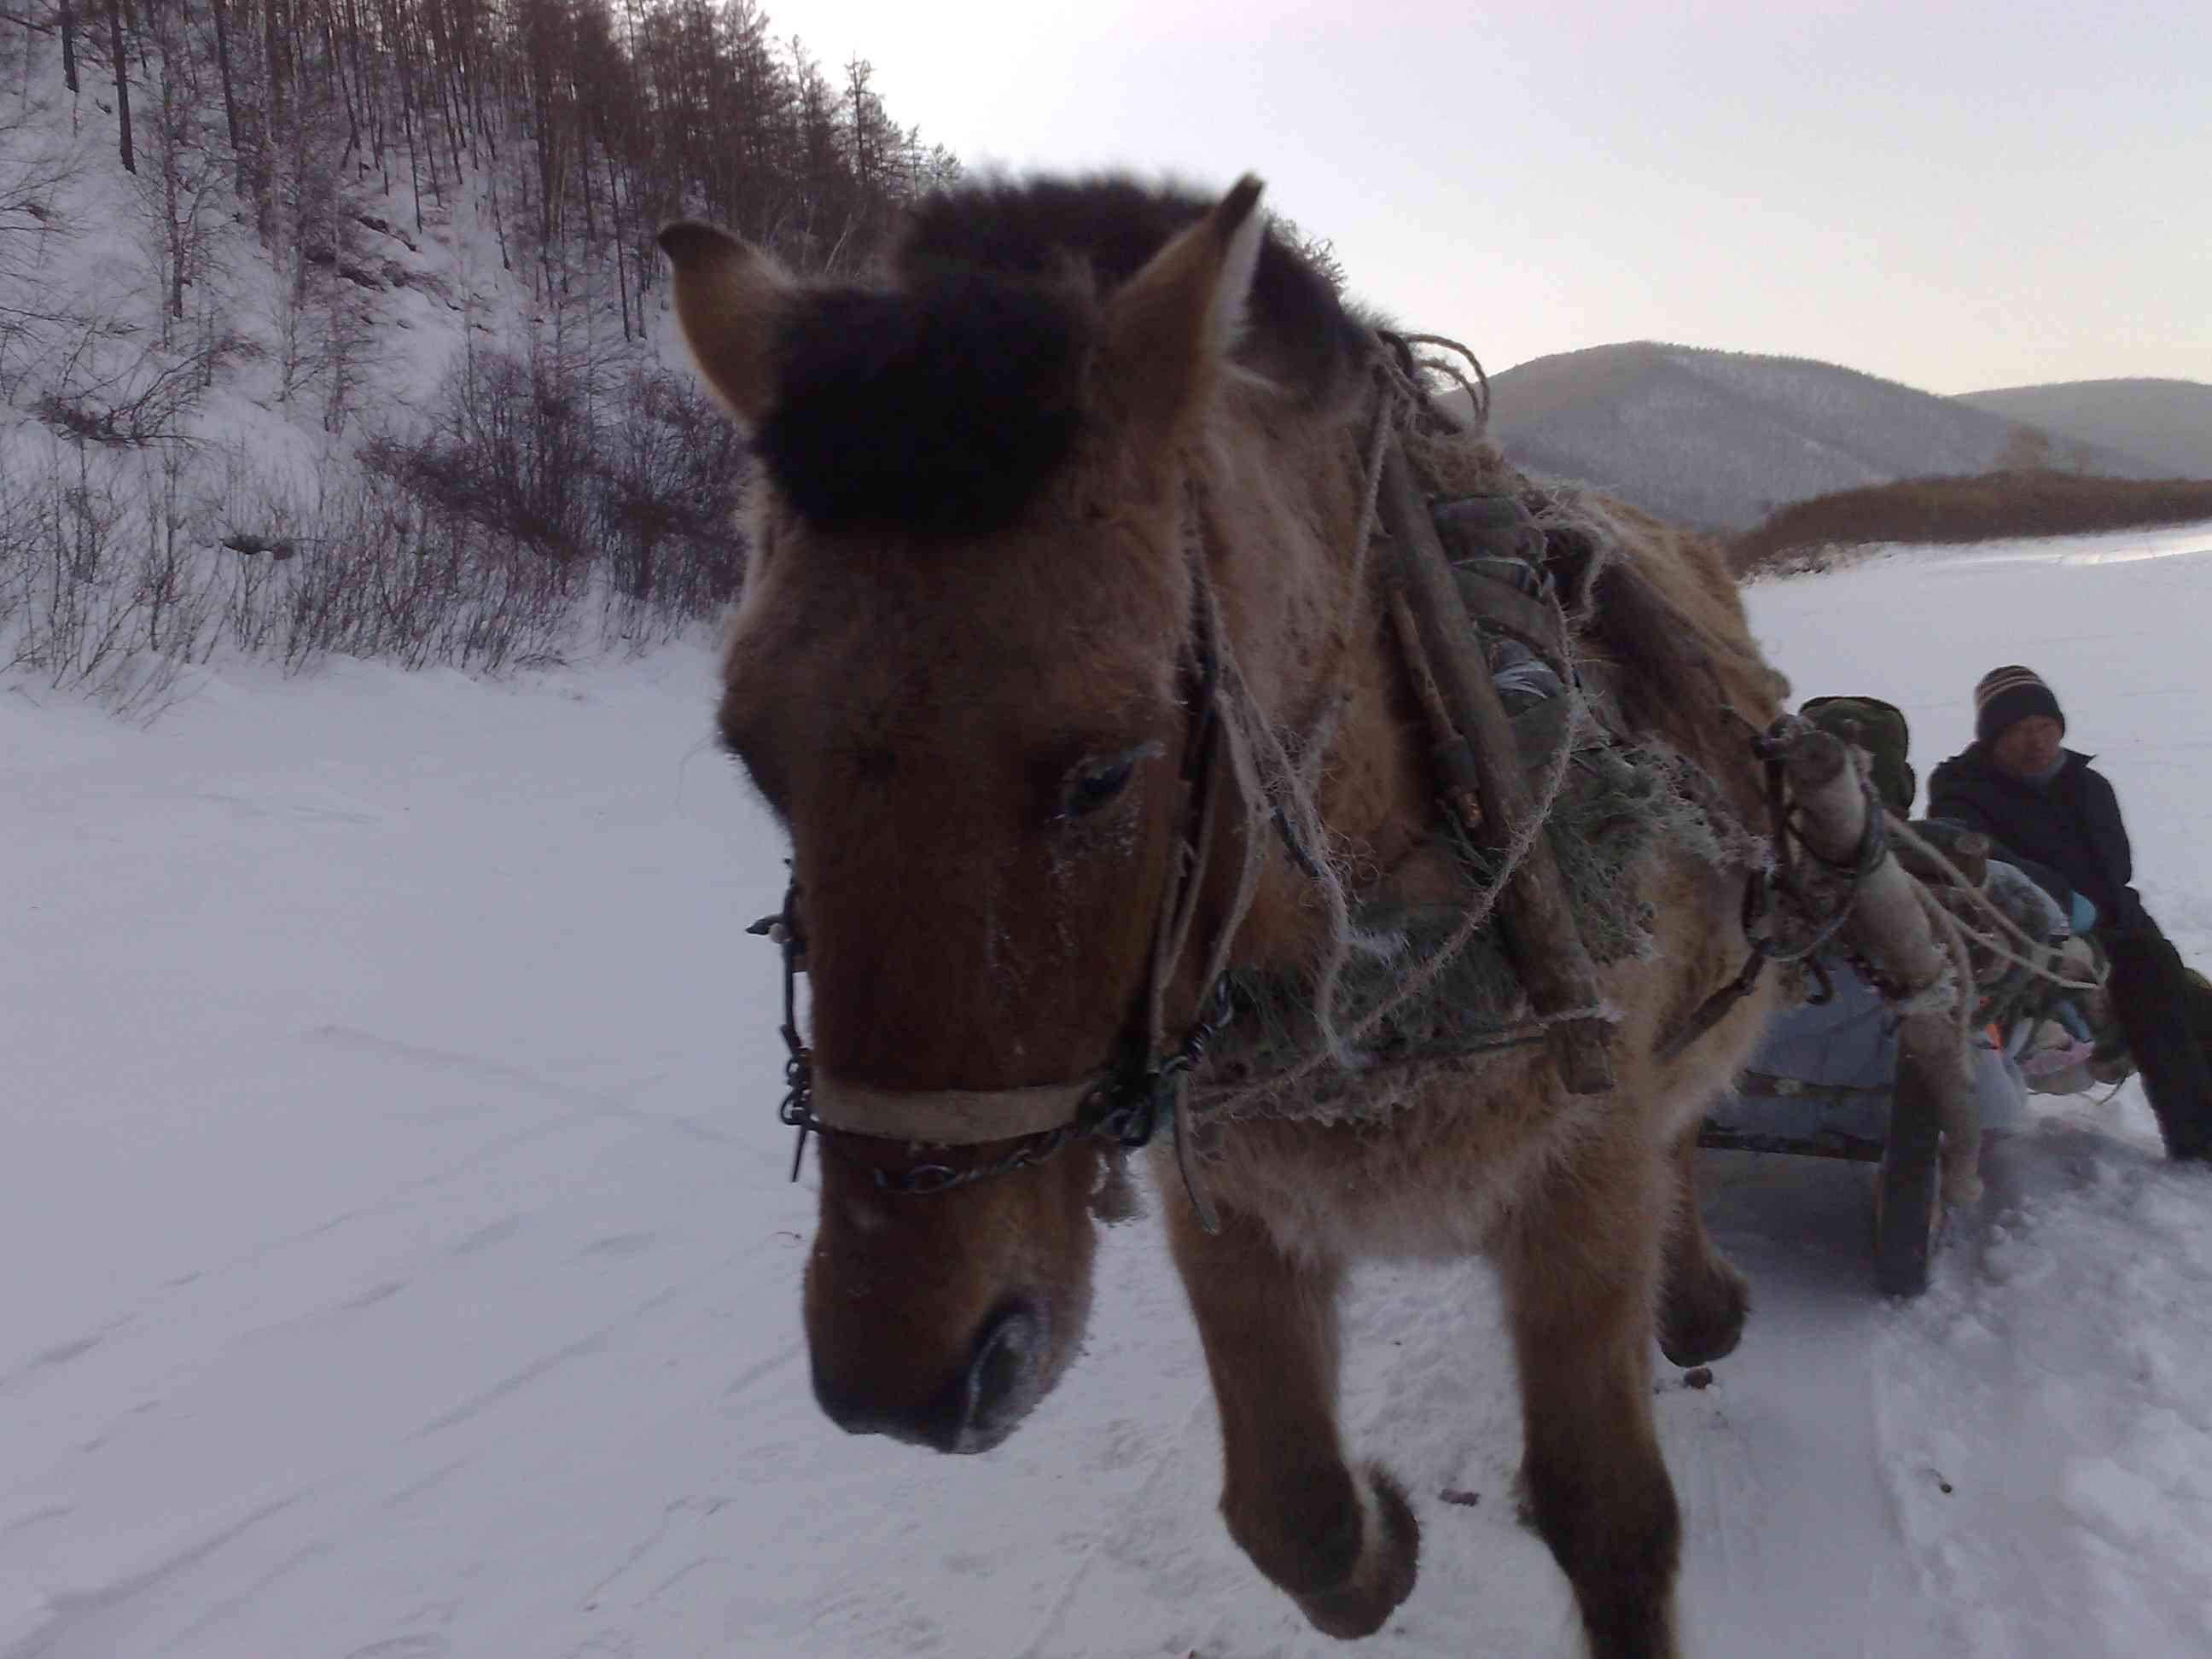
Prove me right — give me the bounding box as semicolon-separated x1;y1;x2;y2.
808;1074;1103;1144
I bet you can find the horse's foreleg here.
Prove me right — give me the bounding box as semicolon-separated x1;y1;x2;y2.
1166;1197;1418;1639
1656;1126;1749;1368
1503;1143;1682;1659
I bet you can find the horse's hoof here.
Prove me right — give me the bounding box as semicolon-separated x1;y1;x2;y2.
1294;1464;1420;1639
1657;1258;1749;1368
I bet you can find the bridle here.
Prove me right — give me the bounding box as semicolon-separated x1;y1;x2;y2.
761;551;1257;1201
755;361;1404;1214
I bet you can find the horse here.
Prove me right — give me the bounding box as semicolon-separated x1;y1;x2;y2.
661;173;1788;1656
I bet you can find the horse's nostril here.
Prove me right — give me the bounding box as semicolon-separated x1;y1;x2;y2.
809;1301;1047;1454
962;1301;1041;1445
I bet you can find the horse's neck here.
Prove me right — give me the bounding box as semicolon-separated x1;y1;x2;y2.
1206;419;1443;940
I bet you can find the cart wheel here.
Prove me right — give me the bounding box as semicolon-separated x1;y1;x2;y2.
1873;1093;1942;1298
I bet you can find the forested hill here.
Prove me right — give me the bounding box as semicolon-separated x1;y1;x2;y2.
1466;342;2163;533
1953;379;2212;482
29;0;954;314
2;2;952;710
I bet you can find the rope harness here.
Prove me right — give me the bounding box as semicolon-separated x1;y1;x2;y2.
749;350;1749;1214
1678;746;2110;1062
1656;725;1889;1062
742;335;2097;1219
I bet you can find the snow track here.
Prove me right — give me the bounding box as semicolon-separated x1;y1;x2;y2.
1680;1154;1928;1656
5;525;2211;1656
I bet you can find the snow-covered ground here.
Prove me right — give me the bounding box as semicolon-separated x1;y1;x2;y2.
4;522;2211;1658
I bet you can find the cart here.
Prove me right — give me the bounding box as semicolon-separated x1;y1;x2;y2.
1697;823;2110;1298
1697;963;2012;1297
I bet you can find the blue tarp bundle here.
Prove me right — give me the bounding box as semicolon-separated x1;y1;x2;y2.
1715;963;2028;1146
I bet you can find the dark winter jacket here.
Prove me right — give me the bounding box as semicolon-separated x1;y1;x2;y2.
1925;745;2137;931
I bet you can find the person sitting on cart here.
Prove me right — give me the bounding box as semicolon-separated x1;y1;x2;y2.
1928;666;2212;1161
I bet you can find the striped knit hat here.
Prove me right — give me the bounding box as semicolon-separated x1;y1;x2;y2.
1974;665;2065;746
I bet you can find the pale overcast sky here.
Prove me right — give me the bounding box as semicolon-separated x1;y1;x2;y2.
782;0;2209;394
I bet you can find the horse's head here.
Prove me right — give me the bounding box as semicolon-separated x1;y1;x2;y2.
663;180;1278;1452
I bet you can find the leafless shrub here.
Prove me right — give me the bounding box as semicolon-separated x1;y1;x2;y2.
1732;471;2212;579
366;343;749;649
132;445;224;661
32;312;250;447
1;446;135;684
364;339;597;564
592;364;748;647
237;472;581;673
0;443;220;717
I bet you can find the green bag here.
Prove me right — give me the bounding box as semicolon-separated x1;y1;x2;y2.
1802;696;1915;815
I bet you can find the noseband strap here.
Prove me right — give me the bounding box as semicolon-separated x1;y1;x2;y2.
807;1074;1104;1144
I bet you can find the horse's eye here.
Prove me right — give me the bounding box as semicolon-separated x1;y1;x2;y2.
1062;754;1138;818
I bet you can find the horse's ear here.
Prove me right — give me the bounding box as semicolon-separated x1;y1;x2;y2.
1098;175;1266;441
658;221;791;426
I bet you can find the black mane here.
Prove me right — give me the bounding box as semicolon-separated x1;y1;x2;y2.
754;177;1368;538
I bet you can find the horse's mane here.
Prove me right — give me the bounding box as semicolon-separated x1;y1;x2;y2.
895;178;1366;402
756;178;1371;538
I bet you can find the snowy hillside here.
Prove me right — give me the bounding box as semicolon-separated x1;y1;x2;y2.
1;15;942;714
4;521;2211;1656
1476;343;2163;533
1955;378;2212;482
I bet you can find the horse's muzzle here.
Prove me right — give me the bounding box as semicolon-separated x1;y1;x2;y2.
812;1297;1044;1455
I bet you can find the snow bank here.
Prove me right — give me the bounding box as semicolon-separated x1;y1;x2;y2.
3;524;2209;1656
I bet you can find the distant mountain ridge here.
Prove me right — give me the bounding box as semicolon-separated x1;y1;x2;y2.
1465;342;2166;533
1953;379;2212;481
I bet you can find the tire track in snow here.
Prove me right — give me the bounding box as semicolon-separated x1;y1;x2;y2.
1679;1150;1934;1657
307;1025;741;1148
1;1492;307;1659
1008;1387;1216;1659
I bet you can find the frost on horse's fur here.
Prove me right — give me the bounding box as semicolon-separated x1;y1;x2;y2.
665;172;1787;1657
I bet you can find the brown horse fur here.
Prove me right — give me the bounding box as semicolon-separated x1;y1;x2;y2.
662;174;1786;1657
